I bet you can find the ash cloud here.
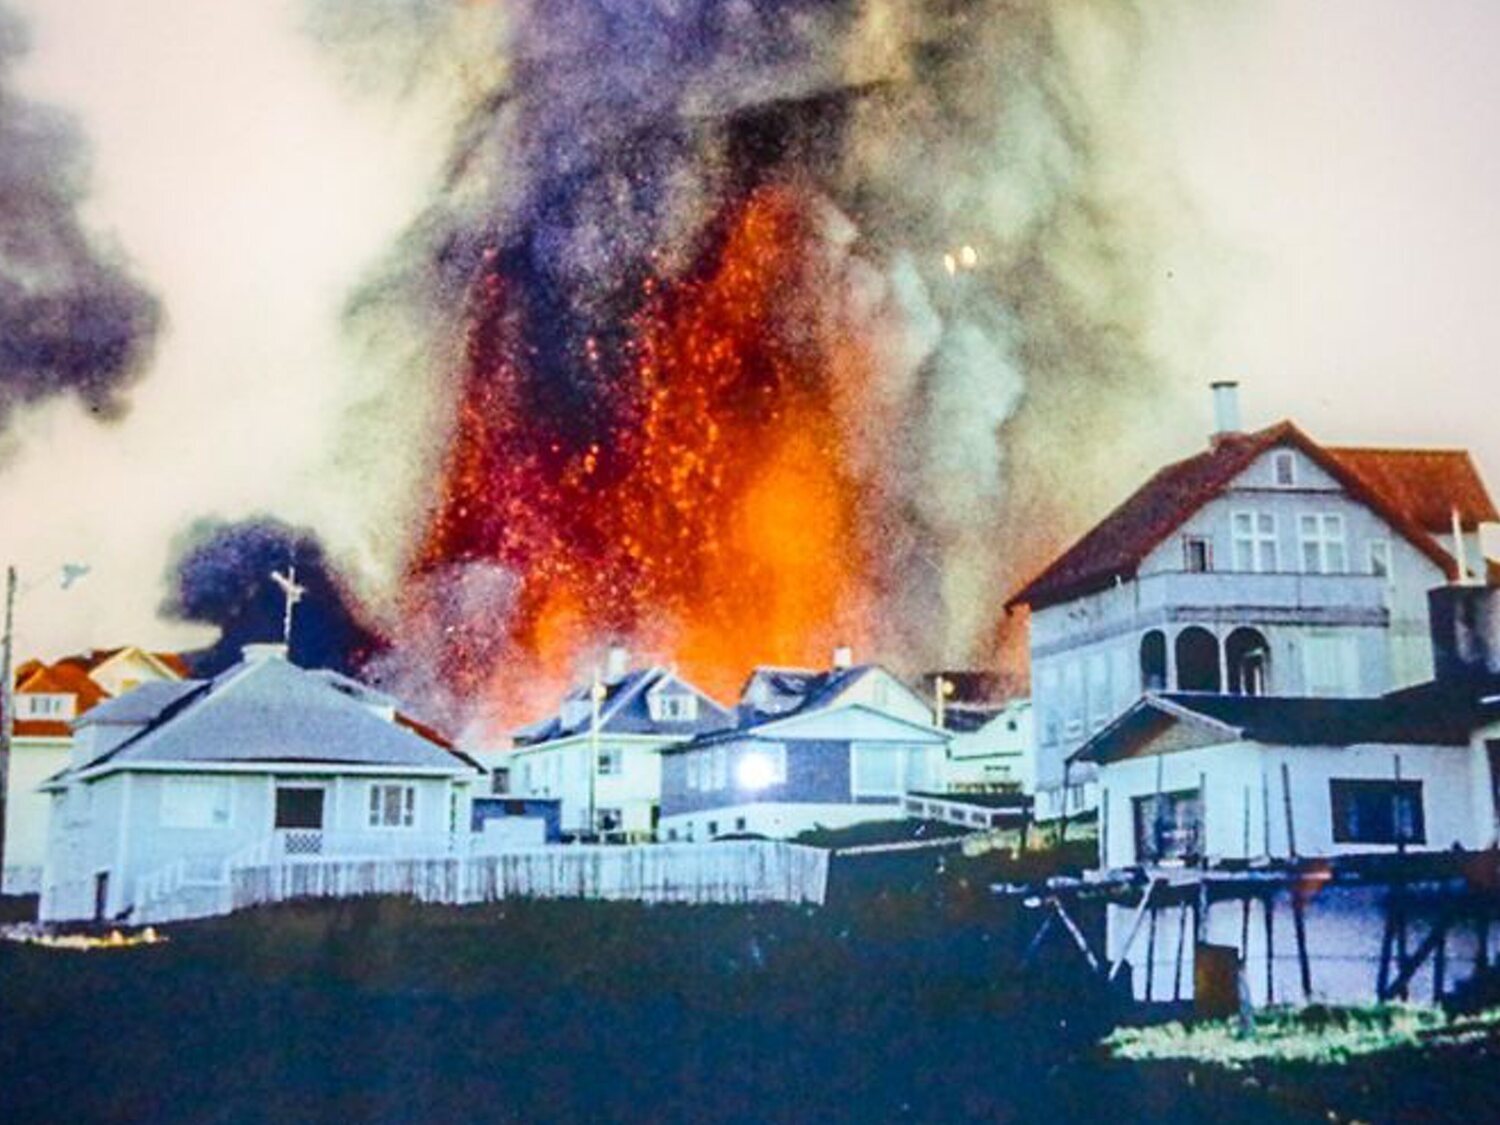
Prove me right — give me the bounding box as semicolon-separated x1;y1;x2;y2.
0;3;160;425
161;517;386;678
310;0;1201;689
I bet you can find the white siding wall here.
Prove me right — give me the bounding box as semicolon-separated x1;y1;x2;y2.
1097;741;1487;868
509;736;671;835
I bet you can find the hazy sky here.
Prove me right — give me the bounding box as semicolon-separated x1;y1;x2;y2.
4;0;1499;659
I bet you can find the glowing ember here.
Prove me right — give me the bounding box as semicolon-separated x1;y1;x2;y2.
417;184;876;715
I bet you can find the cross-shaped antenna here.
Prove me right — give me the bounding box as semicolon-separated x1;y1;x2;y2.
269;566;306;647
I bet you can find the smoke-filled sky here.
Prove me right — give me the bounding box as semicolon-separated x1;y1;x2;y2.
3;0;1500;736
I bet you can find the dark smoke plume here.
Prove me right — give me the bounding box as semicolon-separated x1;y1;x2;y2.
0;3;161;426
161;517;387;678
308;0;1200;715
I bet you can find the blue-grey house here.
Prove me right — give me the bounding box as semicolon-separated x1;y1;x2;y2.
1007;382;1499;822
658;660;948;840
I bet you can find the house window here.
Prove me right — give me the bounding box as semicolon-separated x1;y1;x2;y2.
1329;779;1424;845
686;753;702;791
711;747;729;789
160;778;232;829
21;693;75;719
1232;511;1278;572
1299;513;1348;574
274;786;325;830
1273;451;1296;487
1183;536;1212;573
1140;630;1168;692
1368;539;1392;580
707;820;719;837
1132;788;1203;863
652;692;699;722
735;817;747;832
597;749;621;776
368;784;416;829
490;768;510;795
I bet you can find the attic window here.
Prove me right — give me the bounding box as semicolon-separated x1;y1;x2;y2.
651;692;698;723
1274;451;1296;487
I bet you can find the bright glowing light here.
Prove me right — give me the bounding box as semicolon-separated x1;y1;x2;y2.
942;252;957;275
735;751;779;791
959;244;978;268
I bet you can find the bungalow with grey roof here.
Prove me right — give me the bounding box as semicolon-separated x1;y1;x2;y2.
38;643;485;924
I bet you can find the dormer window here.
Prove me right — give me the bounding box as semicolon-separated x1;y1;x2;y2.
1273;450;1296;487
1183;536;1212;573
650;691;698;723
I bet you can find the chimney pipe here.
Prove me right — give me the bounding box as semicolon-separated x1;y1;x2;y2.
604;644;630;683
832;645;854;670
242;642;288;664
1211;380;1242;441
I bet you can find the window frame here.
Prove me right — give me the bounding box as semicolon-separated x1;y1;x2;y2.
1368;538;1393;581
367;782;418;830
1231;510;1279;573
1299;512;1348;575
1182;535;1212;573
1273;450;1297;487
1329;779;1425;845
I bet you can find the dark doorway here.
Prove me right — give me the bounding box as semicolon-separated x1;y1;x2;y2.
93;872;109;923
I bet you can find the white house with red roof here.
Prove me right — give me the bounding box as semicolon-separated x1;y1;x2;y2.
1007;383;1499;821
4;646;186;894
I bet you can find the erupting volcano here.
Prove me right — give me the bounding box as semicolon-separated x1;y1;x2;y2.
309;0;1188;736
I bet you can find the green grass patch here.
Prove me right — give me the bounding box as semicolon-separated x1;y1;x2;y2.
1103;1002;1500;1069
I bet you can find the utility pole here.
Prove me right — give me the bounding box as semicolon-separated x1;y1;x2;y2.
587;668;605;839
0;565;17;889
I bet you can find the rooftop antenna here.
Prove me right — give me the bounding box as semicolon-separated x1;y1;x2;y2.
269;565;306;647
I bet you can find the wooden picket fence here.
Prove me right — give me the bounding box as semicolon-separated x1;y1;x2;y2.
228;841;830;913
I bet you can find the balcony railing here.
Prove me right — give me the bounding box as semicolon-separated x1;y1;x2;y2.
1133;568;1389;616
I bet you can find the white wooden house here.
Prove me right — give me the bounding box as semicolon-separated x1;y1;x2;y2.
38;644;484;924
1077;690;1491;870
4;646;186;893
504;649;734;839
1007;382;1498;821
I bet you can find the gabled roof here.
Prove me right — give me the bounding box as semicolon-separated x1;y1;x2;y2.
736;663;888;724
513;666;733;745
1007;422;1483;610
1326;447;1498;533
662;701;948;752
11;661;108;739
1074;691;1475;766
64;655;480;779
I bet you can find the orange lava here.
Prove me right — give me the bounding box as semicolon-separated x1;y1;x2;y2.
417;184;876;725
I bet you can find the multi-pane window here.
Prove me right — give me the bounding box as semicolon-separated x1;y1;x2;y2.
368;784;416;828
851;744;926;797
1330;780;1424;845
1232;511;1279;572
1299;513;1348;574
597;749;621;775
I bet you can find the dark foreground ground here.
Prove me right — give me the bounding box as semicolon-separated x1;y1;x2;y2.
3;844;1498;1123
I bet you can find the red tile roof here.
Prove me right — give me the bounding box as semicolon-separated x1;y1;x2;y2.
1007;421;1486;611
8;648;187;739
1325;447;1498;533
